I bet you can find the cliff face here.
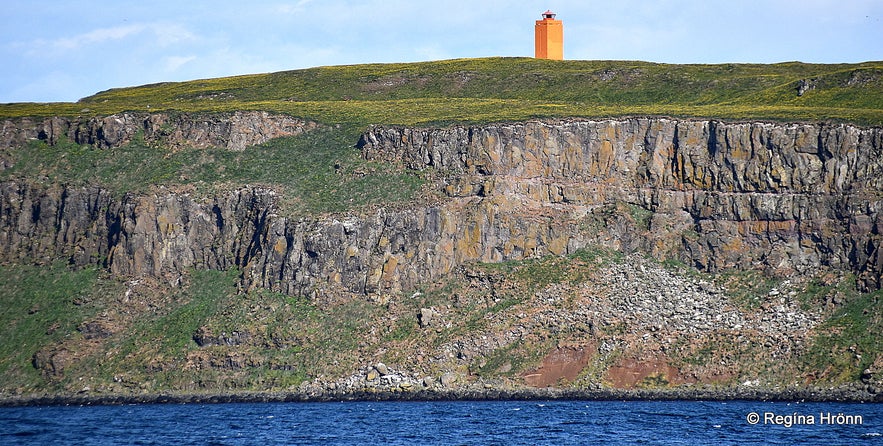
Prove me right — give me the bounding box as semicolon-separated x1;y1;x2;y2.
0;111;317;151
358;119;883;291
1;116;881;299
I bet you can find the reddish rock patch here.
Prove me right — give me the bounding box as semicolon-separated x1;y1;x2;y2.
605;357;693;388
522;346;593;387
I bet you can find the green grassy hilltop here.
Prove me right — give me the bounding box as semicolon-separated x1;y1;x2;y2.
3;57;882;125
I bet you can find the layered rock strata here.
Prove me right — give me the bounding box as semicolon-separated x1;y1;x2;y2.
1;117;881;297
359;119;883;291
0;111;317;151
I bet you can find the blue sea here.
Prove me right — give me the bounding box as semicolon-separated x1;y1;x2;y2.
1;399;881;445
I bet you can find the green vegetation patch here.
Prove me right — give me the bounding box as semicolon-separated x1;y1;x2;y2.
2;134;184;194
83;268;240;391
0;262;112;393
721;269;782;310
88;272;382;393
2;58;881;125
475;246;621;293
803;288;883;383
473;339;550;379
0;266;360;394
0;124;426;216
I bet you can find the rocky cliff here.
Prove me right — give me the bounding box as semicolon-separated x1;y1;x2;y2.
3;112;883;400
360;119;883;290
2;116;881;299
0;110;316;152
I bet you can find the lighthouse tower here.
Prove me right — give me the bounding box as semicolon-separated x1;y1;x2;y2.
535;10;563;60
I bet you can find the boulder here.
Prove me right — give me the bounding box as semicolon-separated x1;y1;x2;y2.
440;372;458;388
418;308;435;328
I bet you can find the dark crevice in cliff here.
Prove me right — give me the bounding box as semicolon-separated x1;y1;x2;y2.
212;204;224;231
29;199;41;226
105;212;122;269
54;188;67;235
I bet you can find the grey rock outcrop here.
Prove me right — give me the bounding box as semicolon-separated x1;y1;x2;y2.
0;111;317;151
358;119;883;291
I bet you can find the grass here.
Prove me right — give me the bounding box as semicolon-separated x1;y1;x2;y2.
0;262;387;394
721;269;782;311
2;58;881;126
184;287;374;390
2;134;183;195
113;274;384;392
474;247;621;293
0;262;111;393
473;339;549;379
0;124;426;216
90;268;240;390
803;288;883;383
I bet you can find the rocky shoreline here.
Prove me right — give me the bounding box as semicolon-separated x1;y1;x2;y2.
2;383;880;407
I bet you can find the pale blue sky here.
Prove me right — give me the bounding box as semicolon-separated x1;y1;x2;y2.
2;0;881;103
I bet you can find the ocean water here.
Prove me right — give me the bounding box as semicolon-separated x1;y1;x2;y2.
1;399;881;445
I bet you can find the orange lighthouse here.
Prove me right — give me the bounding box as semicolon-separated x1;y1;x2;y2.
535;10;563;60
